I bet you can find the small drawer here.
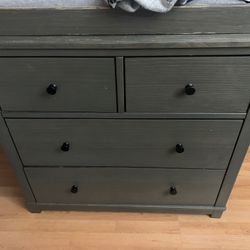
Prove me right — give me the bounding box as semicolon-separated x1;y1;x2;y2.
7;119;242;169
25;167;225;206
125;56;250;113
0;58;116;112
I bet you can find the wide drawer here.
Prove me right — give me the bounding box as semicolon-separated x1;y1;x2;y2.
0;58;116;112
7;119;242;169
125;56;250;113
25;167;225;206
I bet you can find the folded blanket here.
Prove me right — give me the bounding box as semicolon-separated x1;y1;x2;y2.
106;0;190;12
106;0;249;12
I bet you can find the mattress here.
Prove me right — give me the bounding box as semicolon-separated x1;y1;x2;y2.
0;0;247;9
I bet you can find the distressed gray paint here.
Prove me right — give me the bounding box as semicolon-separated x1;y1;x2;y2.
0;5;249;218
0;58;116;112
2;47;250;57
25;167;225;206
0;7;250;36
25;202;225;215
2;112;246;119
2;34;250;50
126;57;250;113
215;106;250;208
7;119;242;169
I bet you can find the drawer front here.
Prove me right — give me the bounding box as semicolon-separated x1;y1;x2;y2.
7;119;242;169
125;57;250;113
0;58;116;112
25;167;225;206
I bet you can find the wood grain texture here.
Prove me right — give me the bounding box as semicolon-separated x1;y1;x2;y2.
2;47;250;57
0;147;249;250
0;58;116;112
6;119;242;169
25;167;225;206
126;56;250;113
215;104;250;208
1;111;247;119
0;7;250;36
2;34;250;49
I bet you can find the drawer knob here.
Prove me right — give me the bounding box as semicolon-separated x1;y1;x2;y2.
170;186;177;195
176;144;184;153
71;185;78;194
185;83;196;95
61;142;70;152
47;83;57;95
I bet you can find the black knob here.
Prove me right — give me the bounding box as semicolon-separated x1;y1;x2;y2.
176;144;184;153
170;186;177;195
47;83;57;95
185;83;196;95
71;185;78;194
61;142;70;152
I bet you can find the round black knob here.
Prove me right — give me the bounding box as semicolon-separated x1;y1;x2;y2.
176;144;184;153
185;83;196;95
170;186;177;195
71;185;78;194
47;83;57;95
61;142;70;152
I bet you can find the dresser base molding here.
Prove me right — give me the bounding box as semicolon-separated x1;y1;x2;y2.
25;203;226;218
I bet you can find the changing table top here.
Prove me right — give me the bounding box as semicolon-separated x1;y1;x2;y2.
0;0;246;9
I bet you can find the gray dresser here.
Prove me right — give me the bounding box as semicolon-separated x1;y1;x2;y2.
0;7;250;218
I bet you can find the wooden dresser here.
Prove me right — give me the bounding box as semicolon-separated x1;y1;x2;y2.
0;7;250;218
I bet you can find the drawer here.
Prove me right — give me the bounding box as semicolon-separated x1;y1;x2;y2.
0;58;116;112
7;119;242;169
25;167;225;206
125;57;250;113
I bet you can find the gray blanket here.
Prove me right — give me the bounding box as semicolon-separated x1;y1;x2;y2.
106;0;249;12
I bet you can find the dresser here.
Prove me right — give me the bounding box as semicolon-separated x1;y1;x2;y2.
0;7;250;218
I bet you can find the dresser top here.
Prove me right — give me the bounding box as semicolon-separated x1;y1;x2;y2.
0;0;246;9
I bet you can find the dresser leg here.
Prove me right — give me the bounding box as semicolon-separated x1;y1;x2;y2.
210;210;224;218
26;203;42;213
